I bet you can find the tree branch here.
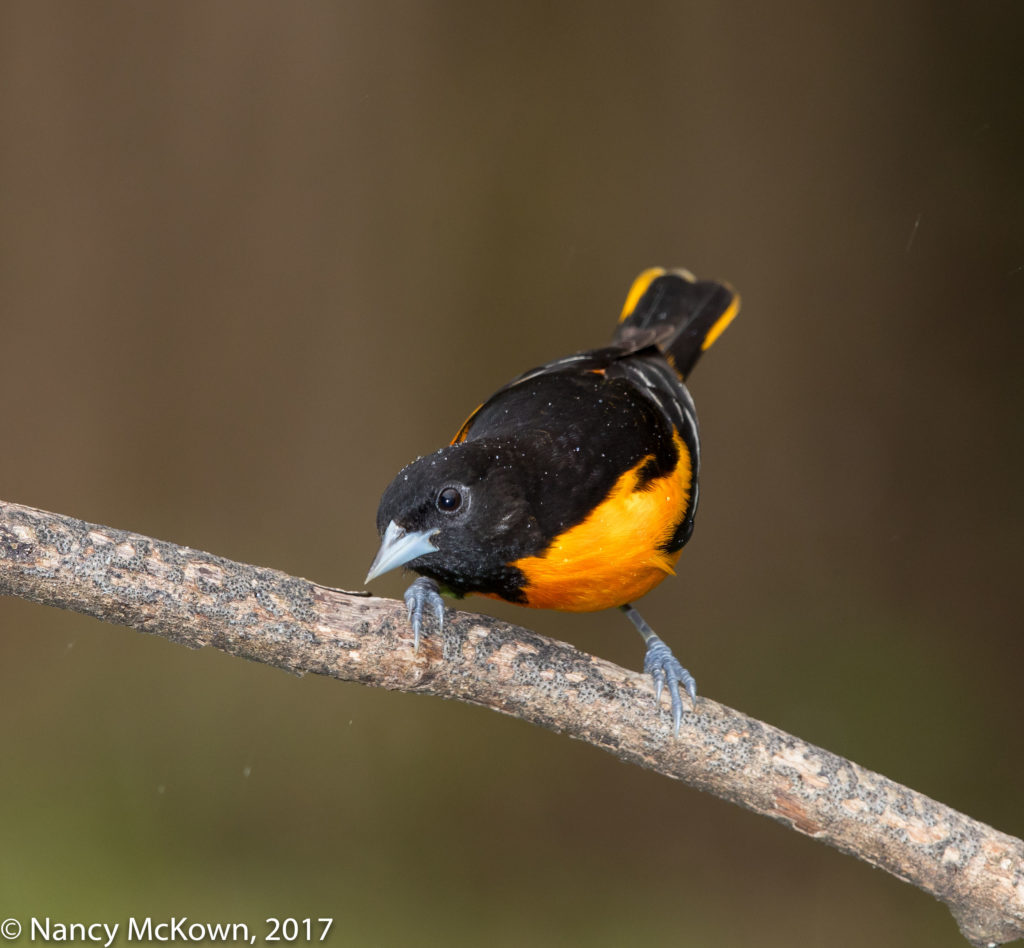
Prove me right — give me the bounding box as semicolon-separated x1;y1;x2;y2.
1;498;1021;946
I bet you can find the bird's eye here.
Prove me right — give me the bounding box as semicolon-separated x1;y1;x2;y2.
436;487;463;513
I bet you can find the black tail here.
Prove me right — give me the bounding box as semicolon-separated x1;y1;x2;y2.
613;268;739;379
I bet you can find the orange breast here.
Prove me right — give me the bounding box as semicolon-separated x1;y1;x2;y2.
505;431;692;612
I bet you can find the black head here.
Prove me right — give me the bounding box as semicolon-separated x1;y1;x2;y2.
366;438;542;600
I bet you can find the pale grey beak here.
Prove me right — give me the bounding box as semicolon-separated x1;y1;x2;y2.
365;520;439;584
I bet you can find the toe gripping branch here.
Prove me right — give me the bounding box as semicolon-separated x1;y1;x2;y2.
399;586;694;734
622;604;697;735
403;576;447;650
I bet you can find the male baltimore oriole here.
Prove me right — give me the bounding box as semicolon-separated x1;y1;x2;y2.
366;268;739;731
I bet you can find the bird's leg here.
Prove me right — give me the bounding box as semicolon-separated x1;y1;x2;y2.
403;576;447;650
621;603;697;734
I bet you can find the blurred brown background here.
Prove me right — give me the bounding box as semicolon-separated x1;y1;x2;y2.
1;3;1022;945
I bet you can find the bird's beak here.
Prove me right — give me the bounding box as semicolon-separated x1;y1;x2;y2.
365;520;439;584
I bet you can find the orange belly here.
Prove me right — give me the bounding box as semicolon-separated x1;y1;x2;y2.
499;432;691;612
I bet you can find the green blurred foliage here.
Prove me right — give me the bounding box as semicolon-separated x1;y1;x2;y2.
1;2;1021;945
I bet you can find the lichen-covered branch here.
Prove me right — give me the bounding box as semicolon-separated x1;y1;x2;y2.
1;498;1021;946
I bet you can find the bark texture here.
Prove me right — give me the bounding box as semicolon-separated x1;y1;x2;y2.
1;499;1021;946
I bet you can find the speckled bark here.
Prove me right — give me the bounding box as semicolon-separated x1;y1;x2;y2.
1;499;1021;946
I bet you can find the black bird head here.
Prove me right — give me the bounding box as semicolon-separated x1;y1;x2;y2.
365;438;542;600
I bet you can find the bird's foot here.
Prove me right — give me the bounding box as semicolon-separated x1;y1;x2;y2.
403;576;446;650
643;634;697;735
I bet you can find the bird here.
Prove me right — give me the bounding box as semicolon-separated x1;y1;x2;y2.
365;267;739;732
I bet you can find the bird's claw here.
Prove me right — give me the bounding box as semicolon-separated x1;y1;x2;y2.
643;634;697;735
403;577;446;650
